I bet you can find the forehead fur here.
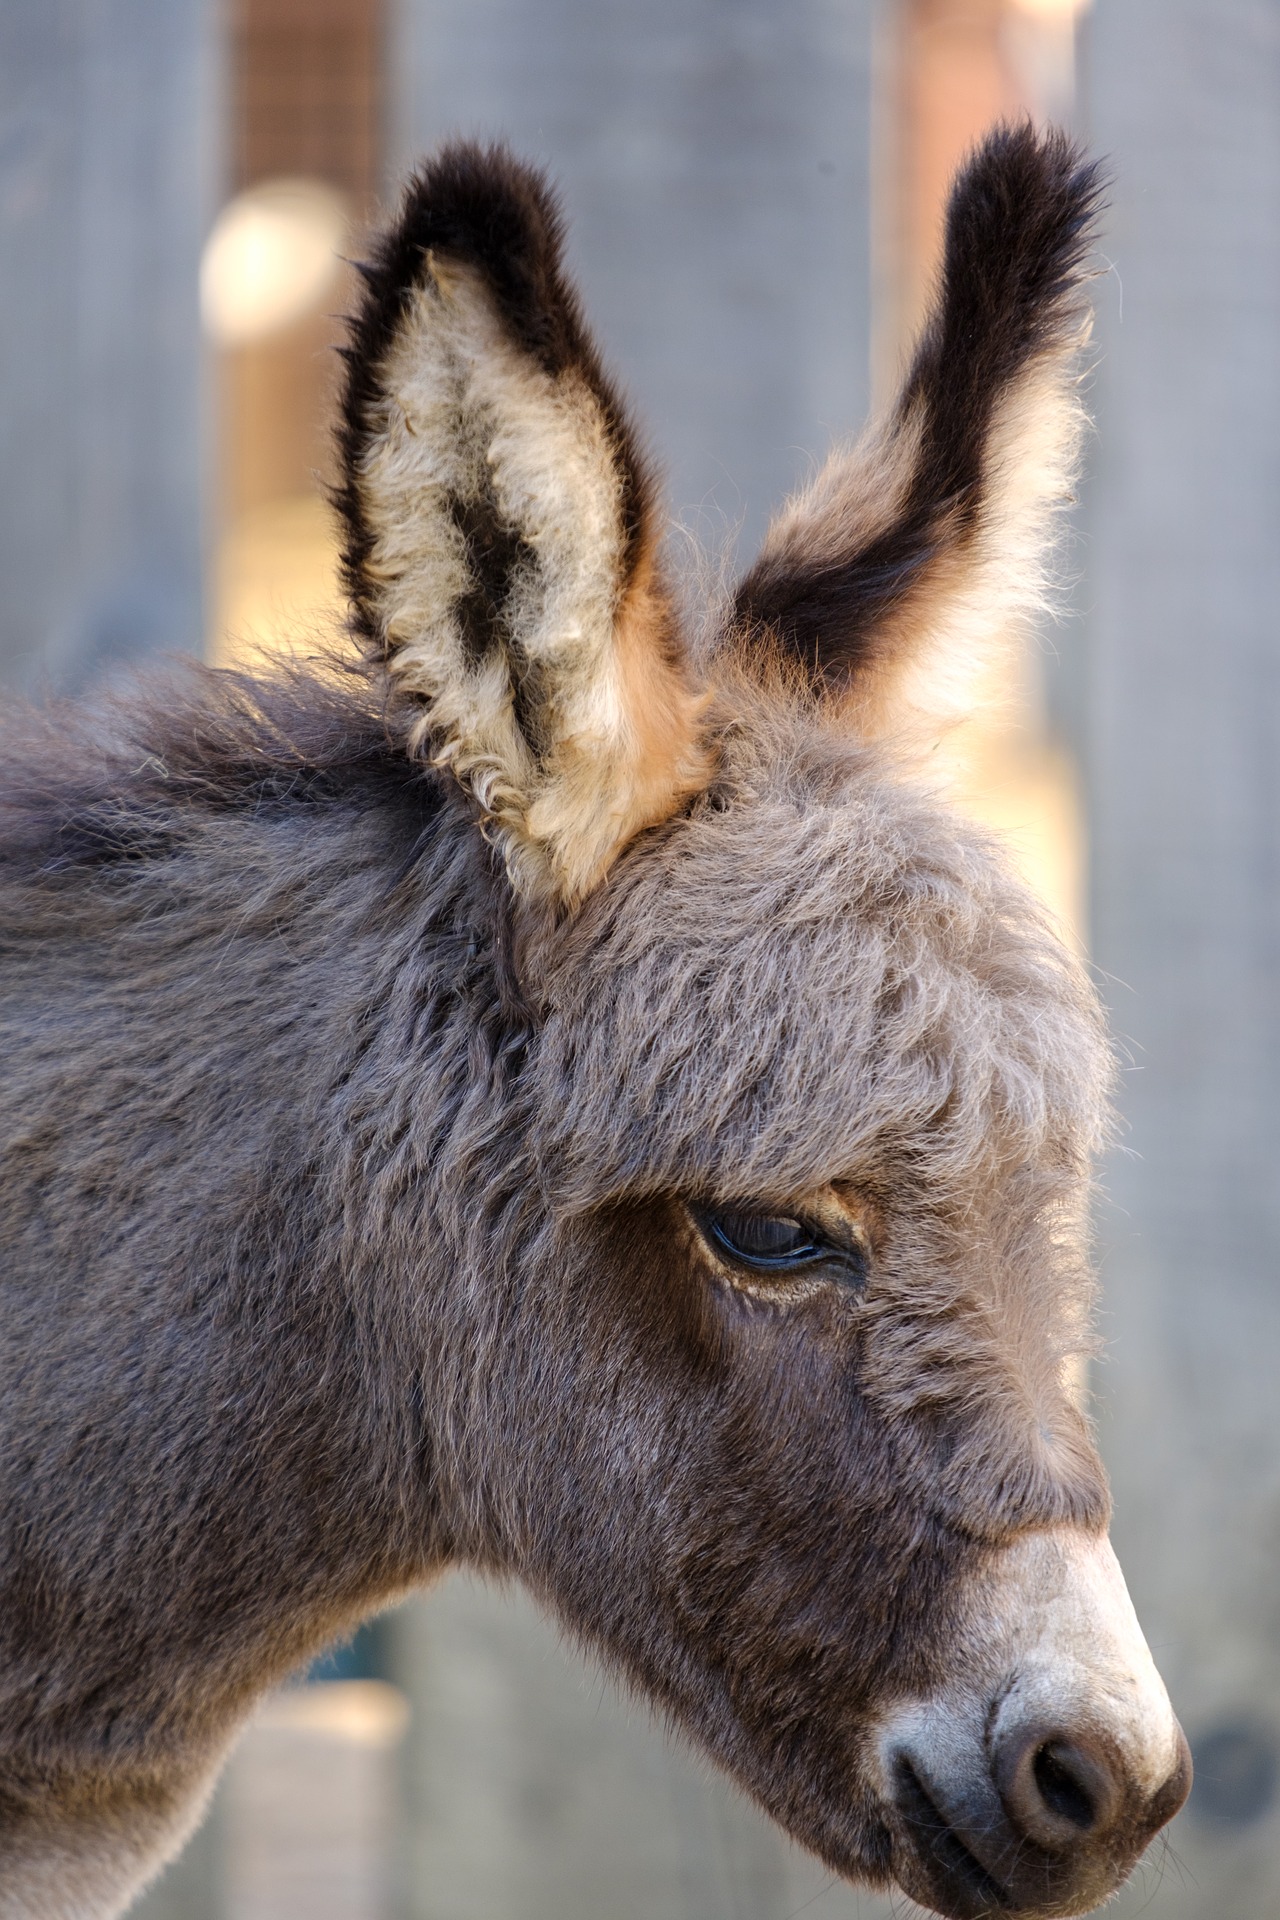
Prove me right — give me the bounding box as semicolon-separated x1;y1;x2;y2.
535;681;1113;1216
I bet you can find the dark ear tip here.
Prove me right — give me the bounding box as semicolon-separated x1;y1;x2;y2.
342;140;579;396
932;120;1108;352
334;141;572;546
334;140;653;654
952;119;1109;246
395;139;566;275
965;118;1103;185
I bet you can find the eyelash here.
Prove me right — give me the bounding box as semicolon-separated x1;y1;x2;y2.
695;1206;869;1289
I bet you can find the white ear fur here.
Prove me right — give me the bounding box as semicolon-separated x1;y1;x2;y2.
344;172;710;908
757;338;1090;741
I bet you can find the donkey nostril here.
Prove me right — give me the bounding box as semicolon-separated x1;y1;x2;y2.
997;1724;1121;1849
1033;1741;1101;1831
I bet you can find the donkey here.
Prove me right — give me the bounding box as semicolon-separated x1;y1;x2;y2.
0;124;1189;1919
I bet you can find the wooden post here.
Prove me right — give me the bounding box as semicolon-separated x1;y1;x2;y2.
0;0;220;693
0;14;226;1908
3;14;221;1902
389;0;874;563
1082;4;1280;1910
386;8;888;1912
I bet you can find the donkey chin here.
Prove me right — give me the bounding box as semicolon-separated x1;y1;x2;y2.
875;1528;1191;1917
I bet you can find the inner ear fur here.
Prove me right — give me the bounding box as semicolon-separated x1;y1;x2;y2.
337;142;711;907
732;123;1106;737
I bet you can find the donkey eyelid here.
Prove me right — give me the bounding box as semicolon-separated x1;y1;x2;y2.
705;1213;825;1270
692;1204;870;1290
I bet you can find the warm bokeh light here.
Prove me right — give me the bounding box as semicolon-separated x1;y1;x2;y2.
878;0;1088;950
201;178;349;347
1010;0;1089;18
260;1680;410;1749
211;494;344;668
224;1682;408;1915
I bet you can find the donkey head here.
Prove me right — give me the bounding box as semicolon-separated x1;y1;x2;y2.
337;129;1189;1918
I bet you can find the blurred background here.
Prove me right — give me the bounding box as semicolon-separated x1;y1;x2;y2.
0;1;1276;1915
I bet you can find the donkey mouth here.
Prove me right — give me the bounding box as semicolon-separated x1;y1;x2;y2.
892;1756;1014;1917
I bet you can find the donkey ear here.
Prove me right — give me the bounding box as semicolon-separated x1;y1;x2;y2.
337;143;710;907
732;125;1105;735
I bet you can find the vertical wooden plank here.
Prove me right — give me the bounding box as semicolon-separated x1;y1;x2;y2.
0;0;220;692
0;13;218;1905
0;13;227;1907
390;1580;789;1920
385;10;890;1916
390;1577;894;1920
211;0;385;659
229;0;382;203
389;0;874;563
222;1685;408;1920
1082;4;1280;1911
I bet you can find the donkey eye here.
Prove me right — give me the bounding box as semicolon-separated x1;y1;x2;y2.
706;1211;818;1266
701;1209;830;1272
693;1203;871;1292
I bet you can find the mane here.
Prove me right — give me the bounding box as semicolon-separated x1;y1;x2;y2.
0;655;447;889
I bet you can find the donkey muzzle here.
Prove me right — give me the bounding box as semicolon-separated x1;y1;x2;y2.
877;1527;1190;1918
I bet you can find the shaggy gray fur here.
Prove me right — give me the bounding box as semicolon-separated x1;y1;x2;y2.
0;128;1182;1920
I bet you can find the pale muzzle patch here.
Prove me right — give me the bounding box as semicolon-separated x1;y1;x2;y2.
874;1528;1188;1916
880;1527;1181;1795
